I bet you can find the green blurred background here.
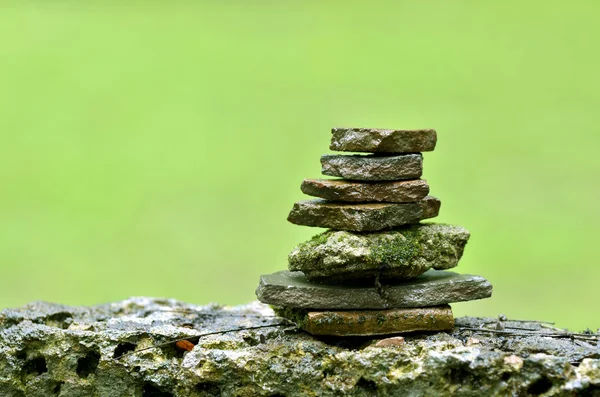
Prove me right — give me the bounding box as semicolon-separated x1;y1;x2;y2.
1;1;598;330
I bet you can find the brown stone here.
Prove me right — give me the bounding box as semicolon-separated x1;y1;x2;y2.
287;196;440;231
321;154;422;181
300;179;429;203
330;127;437;153
279;306;454;336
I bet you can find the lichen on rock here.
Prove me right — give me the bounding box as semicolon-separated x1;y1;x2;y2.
288;223;470;283
1;298;599;397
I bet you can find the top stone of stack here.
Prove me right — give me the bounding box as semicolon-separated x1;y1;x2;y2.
330;127;437;153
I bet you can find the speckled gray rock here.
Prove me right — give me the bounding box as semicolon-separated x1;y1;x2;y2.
301;179;430;203
321;154;422;181
256;270;492;309
1;298;598;396
287;196;440;231
288;224;470;283
330;127;437;153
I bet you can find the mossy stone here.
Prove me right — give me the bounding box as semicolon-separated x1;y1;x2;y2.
288;223;469;283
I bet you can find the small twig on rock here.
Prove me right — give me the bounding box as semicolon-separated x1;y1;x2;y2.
146;308;278;318
456;326;600;342
503;325;545;332
505;319;555;325
478;319;555;328
113;322;291;360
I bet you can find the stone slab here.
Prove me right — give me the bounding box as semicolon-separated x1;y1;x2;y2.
1;297;598;396
321;153;422;181
256;269;493;309
275;306;454;336
300;178;429;203
330;127;437;153
287;196;440;231
288;224;470;283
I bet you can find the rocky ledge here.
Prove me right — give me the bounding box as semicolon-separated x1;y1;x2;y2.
0;297;598;397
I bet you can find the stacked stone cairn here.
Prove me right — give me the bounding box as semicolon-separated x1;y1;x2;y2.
256;127;493;336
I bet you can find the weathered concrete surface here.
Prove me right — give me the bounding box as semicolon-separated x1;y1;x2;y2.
321;154;423;181
275;306;454;336
287;196;440;231
0;298;599;396
300;179;430;203
288;224;470;283
330;127;437;153
256;270;492;309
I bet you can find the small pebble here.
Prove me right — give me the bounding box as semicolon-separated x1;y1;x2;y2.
503;355;524;370
374;336;405;348
175;340;195;352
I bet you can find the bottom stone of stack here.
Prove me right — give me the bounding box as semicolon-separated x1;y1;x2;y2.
275;305;454;336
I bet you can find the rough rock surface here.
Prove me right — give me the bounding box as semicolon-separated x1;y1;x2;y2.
321;154;423;181
1;297;598;397
274;306;454;336
256;270;492;309
287;196;440;232
330;127;437;153
300;179;430;203
288;224;470;283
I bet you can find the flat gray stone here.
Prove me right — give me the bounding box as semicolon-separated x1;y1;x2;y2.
330;127;437;153
256;269;493;309
321;153;422;181
288;224;470;283
287;196;440;231
301;178;429;203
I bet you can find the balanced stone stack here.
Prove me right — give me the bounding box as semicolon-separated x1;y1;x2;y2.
256;127;492;336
